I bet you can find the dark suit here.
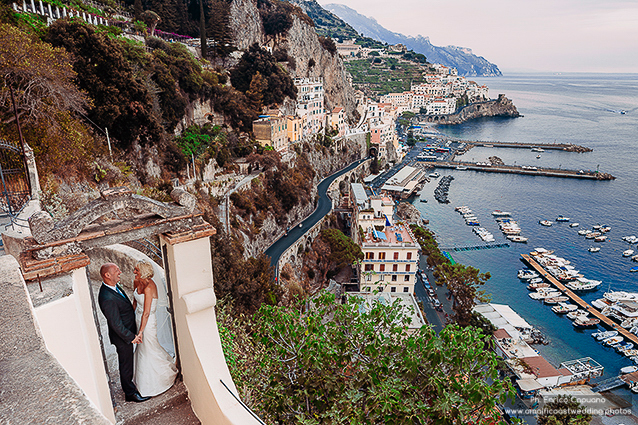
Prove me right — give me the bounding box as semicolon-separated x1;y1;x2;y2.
98;284;138;397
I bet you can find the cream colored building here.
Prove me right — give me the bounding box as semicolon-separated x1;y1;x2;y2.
253;116;288;152
359;223;419;294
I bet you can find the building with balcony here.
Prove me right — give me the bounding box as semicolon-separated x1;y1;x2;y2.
253;116;288;152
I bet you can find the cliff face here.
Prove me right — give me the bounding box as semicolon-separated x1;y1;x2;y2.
228;0;357;118
422;95;520;125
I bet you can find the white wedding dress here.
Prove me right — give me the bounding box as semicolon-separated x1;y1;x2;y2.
133;289;178;397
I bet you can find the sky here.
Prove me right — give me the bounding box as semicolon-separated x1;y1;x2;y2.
317;0;638;73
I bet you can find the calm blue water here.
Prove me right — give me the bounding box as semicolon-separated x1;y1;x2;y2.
412;73;638;379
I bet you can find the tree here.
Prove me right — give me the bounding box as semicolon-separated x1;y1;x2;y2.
0;23;87;128
141;10;161;36
537;395;592;425
227;291;515;424
434;263;491;326
320;228;363;275
229;43;296;106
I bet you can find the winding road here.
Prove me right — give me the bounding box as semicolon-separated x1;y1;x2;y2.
265;157;369;271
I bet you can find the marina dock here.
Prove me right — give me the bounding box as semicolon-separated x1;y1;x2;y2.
429;162;615;180
521;254;638;347
440;243;510;252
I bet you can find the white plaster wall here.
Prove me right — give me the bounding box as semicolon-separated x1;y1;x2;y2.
34;269;115;423
161;235;261;425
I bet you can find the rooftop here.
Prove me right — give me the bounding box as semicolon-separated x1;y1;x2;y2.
362;224;417;247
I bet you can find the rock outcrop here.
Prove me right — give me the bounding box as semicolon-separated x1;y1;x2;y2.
228;0;357;118
422;95;520;125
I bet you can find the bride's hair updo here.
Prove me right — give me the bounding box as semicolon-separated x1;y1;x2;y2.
136;261;154;279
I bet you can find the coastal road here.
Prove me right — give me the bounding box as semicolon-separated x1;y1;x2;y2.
265;157;369;272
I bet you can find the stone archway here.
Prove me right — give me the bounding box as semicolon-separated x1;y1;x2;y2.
6;186;260;425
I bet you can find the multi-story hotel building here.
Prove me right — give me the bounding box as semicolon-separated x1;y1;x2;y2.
359;223;420;294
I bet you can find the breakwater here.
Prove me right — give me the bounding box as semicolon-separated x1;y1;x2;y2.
462;141;593;153
432;161;615;180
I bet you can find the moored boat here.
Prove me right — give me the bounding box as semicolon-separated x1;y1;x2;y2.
621;365;638;374
586;232;601;239
573;317;600;328
492;210;511;217
552;303;577;314
603;335;624;346
594;235;607;242
545;295;569;304
570;223;580;228
588;247;600;252
529;277;544;284
527;282;550;290
593;330;618;341
623;249;635;257
508;235;528;243
578;229;591;235
517;269;538;280
565;278;602;291
539;220;553;227
556;215;570;222
566;309;589;320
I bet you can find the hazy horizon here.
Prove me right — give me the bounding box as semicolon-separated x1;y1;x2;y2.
319;0;638;74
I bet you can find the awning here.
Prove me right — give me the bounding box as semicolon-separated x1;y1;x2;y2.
517;379;544;392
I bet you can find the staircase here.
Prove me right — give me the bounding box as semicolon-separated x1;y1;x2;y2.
114;380;200;425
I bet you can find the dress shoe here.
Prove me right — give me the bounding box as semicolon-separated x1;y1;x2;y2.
125;392;151;403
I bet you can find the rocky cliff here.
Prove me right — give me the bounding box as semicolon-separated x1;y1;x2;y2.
421;95;520;125
228;0;357;118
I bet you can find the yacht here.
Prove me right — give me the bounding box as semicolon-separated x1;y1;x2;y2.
588;247;601;252
539;220;553;227
556;215;570;222
566;309;589;320
552;303;577;314
624;250;635;257
593;330;618;341
573;317;600;328
517;269;539;280
492;210;512;217
565;278;602;291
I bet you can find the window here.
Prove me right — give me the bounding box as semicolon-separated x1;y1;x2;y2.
393;252;399;260
391;275;397;282
366;274;372;281
392;264;398;272
403;287;409;293
391;286;396;293
379;252;386;260
407;252;412;260
364;264;373;271
404;275;410;282
405;265;411;272
366;252;374;260
380;275;385;281
379;264;385;272
365;286;371;292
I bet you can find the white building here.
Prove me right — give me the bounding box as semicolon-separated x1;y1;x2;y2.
294;77;325;136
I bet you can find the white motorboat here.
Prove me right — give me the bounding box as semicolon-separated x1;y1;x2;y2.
622;235;638;244
508;235;528;243
588;247;600;252
594;235;607;242
429;172;440;178
565;278;602;291
517;270;539;280
566;309;589;320
593;330;618;341
456;166;468;170
621;365;638;374
539;220;553;227
578;229;592;235
633;255;638;262
556;215;570;222
552;303;577;314
624;250;636;257
529;277;544;284
603;336;624;346
492;210;511;217
531;147;545;152
586;232;601;239
570;223;580;228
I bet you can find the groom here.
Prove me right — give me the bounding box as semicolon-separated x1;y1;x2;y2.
98;263;150;403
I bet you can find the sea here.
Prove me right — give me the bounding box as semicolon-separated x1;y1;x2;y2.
411;72;638;383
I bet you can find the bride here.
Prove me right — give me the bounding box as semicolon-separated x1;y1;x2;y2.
132;260;177;397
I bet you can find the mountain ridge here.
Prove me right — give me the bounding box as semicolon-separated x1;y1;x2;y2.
323;3;502;77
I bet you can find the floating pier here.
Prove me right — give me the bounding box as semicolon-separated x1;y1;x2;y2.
521;254;638;348
591;376;625;392
431;162;615;180
440;243;510;252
